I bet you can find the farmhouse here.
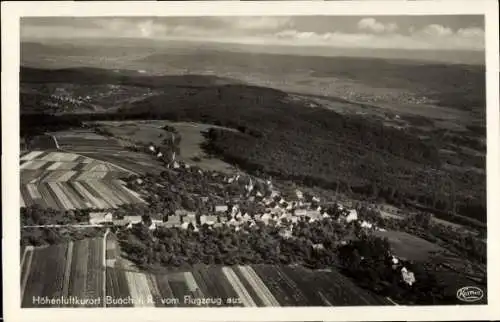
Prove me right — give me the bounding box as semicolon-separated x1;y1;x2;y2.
89;212;113;225
165;215;182;227
201;215;217;225
175;209;195;217
305;210;321;219
312;243;325;251
123;215;142;224
294;209;307;217
401;267;416;286
345;209;358;223
360;221;373;229
215;205;228;213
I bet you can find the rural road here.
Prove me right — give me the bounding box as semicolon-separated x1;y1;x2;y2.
50;135;60;149
386;297;399;305
22;224;104;228
103;228;110;307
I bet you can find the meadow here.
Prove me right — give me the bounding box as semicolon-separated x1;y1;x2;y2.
93;120;238;173
372;229;445;262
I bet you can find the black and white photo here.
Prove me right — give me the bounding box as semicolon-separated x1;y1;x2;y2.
2;1;499;321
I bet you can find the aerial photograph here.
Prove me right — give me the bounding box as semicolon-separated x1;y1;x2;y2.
19;15;486;307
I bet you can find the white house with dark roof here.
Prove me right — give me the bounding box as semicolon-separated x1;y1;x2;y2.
123;215;142;224
89;212;113;225
360;221;373;229
294;209;307;217
215;205;228;213
401;267;416;286
345;209;358;223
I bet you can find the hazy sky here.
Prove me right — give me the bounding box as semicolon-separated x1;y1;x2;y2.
22;16;485;51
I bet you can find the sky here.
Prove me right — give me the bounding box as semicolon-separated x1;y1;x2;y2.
21;16;485;52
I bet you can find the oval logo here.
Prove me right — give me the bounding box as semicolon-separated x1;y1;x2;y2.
456;286;484;303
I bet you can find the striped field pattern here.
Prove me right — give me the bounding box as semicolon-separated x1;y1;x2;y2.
20;151;146;210
21;238;105;308
21;234;391;308
105;264;390;307
51;130;167;175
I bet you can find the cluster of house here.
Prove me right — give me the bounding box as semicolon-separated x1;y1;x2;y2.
90;165;417;286
98;168;386;238
147;142;178;167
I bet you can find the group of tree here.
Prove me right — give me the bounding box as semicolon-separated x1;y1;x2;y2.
21;227;105;246
21;205;90;226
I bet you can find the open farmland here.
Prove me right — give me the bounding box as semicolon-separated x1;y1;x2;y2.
21;237;105;307
104;264;390;307
20;150;146;211
52;129;166;175
93;120;238;173
373;229;445;262
22;233;390;308
103;236;389;307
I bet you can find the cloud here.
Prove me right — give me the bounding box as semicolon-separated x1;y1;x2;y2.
216;17;293;31
274;23;484;51
457;27;485;38
91;18;169;38
409;24;484;50
416;24;453;37
21;17;484;52
357;18;398;33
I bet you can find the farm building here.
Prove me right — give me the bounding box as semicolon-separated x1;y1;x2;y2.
312;243;325;251
345;209;358;223
305;210;321;219
215;205;228;213
89;212;113;225
294;209;307;217
360;221;373;229
200;215;217;225
112;219;131;227
165;215;182;227
123;215;142;224
175;210;195;217
401;267;416;286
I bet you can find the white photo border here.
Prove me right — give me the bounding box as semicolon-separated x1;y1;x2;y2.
2;1;499;321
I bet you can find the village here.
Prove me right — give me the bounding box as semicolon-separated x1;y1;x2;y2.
87;142;416;287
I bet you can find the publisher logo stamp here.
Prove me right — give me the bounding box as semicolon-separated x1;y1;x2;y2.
456;286;484;303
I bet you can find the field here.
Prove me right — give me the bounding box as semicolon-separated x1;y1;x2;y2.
105;265;391;307
20;150;146;210
104;233;389;307
21;237;104;307
21;232;390;308
53;130;167;175
373;229;445;261
93;120;238;173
